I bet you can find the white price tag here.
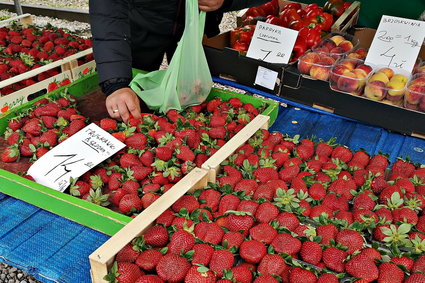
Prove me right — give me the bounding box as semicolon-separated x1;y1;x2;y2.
246;21;298;64
27;123;126;192
365;15;425;73
255;66;278;90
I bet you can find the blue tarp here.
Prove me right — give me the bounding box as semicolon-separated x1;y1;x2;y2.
0;78;425;282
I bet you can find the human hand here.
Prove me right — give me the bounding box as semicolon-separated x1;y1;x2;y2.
198;0;225;11
106;87;142;123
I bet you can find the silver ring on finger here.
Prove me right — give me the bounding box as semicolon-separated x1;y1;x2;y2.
112;109;119;113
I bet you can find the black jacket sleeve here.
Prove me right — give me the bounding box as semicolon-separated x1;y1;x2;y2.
89;0;133;85
222;0;270;12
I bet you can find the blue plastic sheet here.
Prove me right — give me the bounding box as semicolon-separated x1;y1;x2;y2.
1;78;425;282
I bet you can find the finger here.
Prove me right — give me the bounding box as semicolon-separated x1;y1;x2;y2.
117;101;130;123
126;97;142;120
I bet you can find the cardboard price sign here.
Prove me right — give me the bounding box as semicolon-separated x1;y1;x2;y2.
27;123;126;192
365;15;425;73
246;21;298;64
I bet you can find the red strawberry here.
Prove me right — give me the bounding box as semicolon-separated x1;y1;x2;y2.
116;243;140;263
107;262;143;283
345;253;379;282
317;273;338;283
70;180;91;197
295;144;314;160
412;254;425;273
156;253;190;282
331;146;353;163
168;230;195;255
222;231;244;249
199;189;221;212
218;194;241;214
257;254;287;276
378;262;404;283
155;146;173;161
230;265;252;283
405;273;425;283
392;207;418;224
194;222;224;245
209;250;234;277
226;212;254;236
176;145;195;162
255;202;278;223
208;126;226;139
271;233;301;255
317;224;338;245
322;247;347;273
253;167;279;183
249;223;278;245
300;241;322;265
22;119;42;135
391;256;414;272
144;225;168;247
253;274;279;283
100;118;117;131
118;194;142;214
172;195;199;213
239;240;267;264
290;267;317;283
125;133;147;149
135;250;162;271
120;153;142;168
185;266;216;283
336;229;364;254
40;129;58;147
1;146;19;162
192;243;214;266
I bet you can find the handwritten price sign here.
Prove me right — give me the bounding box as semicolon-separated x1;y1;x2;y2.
246;21;298;64
27;123;125;192
365;15;425;73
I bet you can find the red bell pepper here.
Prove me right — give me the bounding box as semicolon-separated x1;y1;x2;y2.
299;26;322;49
232;40;249;54
266;15;284;27
244;6;267;19
282;2;302;11
291;36;307;62
303;3;320;15
279;8;301;28
261;0;279;16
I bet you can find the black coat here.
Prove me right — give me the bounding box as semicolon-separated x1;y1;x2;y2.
89;0;268;94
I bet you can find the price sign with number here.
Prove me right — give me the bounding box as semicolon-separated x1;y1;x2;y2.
365;15;425;73
246;21;298;64
27;123;126;192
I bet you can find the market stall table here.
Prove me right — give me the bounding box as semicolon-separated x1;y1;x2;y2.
1;78;425;283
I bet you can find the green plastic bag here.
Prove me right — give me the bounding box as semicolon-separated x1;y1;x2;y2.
130;0;213;113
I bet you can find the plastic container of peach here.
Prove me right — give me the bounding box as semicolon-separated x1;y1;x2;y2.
297;51;337;81
329;58;373;96
362;67;410;107
404;74;425;112
413;59;425;76
312;32;360;60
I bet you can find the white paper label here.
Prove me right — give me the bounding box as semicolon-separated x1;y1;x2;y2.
365;15;425;73
255;66;278;90
246;21;298;64
27;123;126;192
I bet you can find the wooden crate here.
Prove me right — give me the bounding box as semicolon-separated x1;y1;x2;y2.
89;167;210;283
70;59;96;81
0;13;33;28
202;114;270;182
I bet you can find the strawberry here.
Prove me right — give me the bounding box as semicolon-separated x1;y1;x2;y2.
300;241;322;265
278;165;300;182
110;189;126;206
336;229;364;254
144;225;168;247
317;224;338;245
118;194;142;214
391;256;414;271
208;126;226;139
345;253;379;282
322;247;348;273
222;231;244;249
309;205;333;219
156;253;190;282
139;150;154;167
6;131;21;146
120;153;142;168
22;119;42;135
331;146;353;163
192;243;214;266
392;207;418;224
125;133;147;149
378;262;404;283
106;262;143;283
135;250;162;271
122;180;140;195
65;119;86;135
185;266;216;283
309;182;326;200
253;274;279;283
391;159;415;178
289;267;317;283
100;118;117;131
253;167;279;183
353;192;376;211
168;230;195;255
155;146;173;161
176;145;195;162
209;249;234;277
275;212;300;231
141;192;160;209
405;273;425;283
257;254;287;276
8;117;24;131
295;143;314;160
172;195;199;213
40;129;58;147
194;222;224;245
271;233;301;255
116;243;140;263
229;265;252;283
249;223;277;245
412;254;425;273
255;202;278;223
218;194;241;214
317;273;339;283
41;115;57;129
239;240;267;264
70;180;91;197
1;146;19;162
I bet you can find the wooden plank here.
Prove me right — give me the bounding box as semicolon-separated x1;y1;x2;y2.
0;13;32;28
331;1;361;33
0;48;92;89
70;60;96;81
89;167;209;283
202;114;270;182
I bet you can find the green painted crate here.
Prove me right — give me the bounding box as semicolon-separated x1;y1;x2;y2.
0;70;279;236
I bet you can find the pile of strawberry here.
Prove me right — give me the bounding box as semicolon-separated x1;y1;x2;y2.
51;97;264;216
1;92;87;164
108;129;425;282
0;23;93;95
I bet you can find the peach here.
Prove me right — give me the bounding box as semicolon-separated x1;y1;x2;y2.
405;102;419;110
353;69;368;81
330;46;345;56
416;65;425;74
386;80;406;101
330;64;352;82
338;40;354;52
330;35;345;46
405;84;425;104
419;97;425;111
376;67;394;80
346;52;363;60
364;80;386;100
356;64;373;76
369;72;390;84
310;64;332;81
411;77;425;87
337;72;360;93
298;52;320;74
354;47;368;58
390;74;408;84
